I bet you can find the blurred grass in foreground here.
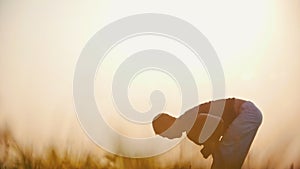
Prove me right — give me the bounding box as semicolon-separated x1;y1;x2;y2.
0;126;298;169
0;126;198;169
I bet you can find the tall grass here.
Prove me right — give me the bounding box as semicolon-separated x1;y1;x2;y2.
0;126;298;169
0;126;169;169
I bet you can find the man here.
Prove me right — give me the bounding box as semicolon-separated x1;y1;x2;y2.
152;98;262;169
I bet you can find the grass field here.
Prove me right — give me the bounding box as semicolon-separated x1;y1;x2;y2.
0;126;298;169
1;126;189;169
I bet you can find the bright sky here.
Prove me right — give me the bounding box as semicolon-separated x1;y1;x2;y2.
0;0;300;167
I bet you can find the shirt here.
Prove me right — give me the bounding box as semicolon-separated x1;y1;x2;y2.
177;98;246;145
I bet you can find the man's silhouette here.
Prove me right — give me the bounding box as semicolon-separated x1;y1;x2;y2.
152;98;262;169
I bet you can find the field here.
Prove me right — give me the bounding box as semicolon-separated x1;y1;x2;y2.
0;126;298;169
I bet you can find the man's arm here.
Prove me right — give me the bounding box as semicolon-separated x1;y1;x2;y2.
200;117;224;158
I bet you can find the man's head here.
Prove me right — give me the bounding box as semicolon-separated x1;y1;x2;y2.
152;113;182;139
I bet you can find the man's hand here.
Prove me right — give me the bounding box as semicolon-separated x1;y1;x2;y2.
201;142;219;159
201;145;212;159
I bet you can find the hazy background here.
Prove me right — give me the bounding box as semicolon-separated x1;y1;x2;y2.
0;0;300;168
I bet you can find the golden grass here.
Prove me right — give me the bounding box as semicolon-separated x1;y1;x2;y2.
0;126;298;169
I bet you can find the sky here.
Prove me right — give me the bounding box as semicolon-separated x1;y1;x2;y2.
0;0;300;167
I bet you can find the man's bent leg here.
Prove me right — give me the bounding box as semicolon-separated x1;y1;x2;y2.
211;101;262;169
